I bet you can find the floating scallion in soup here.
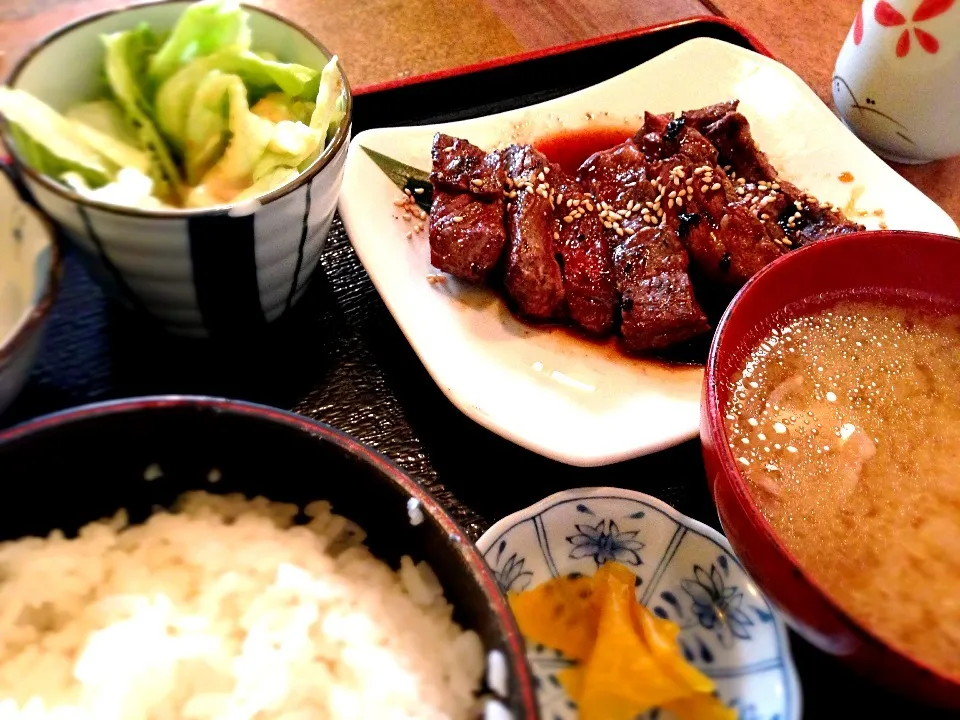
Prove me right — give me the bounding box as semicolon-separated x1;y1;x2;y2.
724;299;960;679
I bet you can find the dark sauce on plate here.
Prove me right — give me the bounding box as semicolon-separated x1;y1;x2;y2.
506;312;710;370
532;126;713;368
533;126;635;175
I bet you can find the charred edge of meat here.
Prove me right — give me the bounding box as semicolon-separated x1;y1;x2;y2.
718;252;732;274
677;212;702;239
777;205;807;233
664;117;686;143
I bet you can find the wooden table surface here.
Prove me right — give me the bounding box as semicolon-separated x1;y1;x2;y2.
1;1;958;717
2;0;959;223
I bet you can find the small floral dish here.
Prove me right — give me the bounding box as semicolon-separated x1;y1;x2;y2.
0;168;59;416
477;487;800;720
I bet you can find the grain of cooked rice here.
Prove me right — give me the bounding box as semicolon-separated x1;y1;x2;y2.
0;491;485;719
406;498;425;526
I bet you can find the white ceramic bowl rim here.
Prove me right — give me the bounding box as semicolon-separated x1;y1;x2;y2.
0;0;353;220
0;169;60;365
480;486;736;553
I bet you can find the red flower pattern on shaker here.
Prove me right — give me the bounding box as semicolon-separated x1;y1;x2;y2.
873;0;955;57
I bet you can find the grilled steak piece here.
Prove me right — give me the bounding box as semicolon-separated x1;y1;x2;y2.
578;139;652;204
636;118;787;288
428;133;508;282
697;108;778;183
505;186;565;320
694;109;863;246
613;226;710;351
551;169;617;335
660;160;786;287
498;145;566;319
680;101;739;131
576;138;709;349
779;182;865;247
431;133;504;196
502;143;617;332
577;139;660;235
637;112;718;166
429;189;506;283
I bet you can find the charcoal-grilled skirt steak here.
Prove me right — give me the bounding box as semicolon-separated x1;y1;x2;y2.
504;187;566;320
613;226;709;351
551;169;617;335
424;102;865;355
428;134;507;282
429;190;506;283
431;133;504;197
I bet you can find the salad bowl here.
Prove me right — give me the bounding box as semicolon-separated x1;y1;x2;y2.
1;1;352;338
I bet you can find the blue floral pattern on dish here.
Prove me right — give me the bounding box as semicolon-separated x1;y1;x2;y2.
654;553;777;662
567;518;645;567
490;540;534;593
682;561;755;646
723;699;781;720
478;488;801;720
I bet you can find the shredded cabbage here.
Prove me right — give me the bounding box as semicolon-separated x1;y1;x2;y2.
0;0;346;209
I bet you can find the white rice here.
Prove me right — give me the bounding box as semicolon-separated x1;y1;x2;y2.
0;491;486;719
406;498;424;527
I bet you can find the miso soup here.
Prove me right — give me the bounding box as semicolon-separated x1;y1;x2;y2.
724;299;960;678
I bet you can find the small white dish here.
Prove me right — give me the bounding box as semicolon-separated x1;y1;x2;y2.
476;487;801;720
338;37;959;467
0;169;59;415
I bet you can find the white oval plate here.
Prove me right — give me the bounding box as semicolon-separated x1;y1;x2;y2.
338;37;958;467
476;487;801;720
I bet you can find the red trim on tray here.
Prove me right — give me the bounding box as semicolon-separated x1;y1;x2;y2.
353;16;775;96
0;396;540;717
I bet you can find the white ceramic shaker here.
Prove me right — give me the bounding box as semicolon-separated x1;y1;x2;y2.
833;0;960;163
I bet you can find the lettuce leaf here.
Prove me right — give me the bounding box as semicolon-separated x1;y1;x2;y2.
66;99;140;146
102;25;183;202
63;101;151;176
183;70;232;185
0;87;114;187
154;49;318;152
232;167;299;203
187;74;274;205
250;92;314;125
248;57;344;184
308;56;346;139
250;122;322;184
147;0;251;86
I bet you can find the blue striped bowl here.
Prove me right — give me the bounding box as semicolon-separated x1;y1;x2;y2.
2;1;351;338
477;487;801;720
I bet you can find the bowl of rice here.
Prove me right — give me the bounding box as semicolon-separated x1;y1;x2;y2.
0;396;538;719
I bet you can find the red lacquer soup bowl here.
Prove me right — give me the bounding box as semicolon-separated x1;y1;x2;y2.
701;230;960;708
